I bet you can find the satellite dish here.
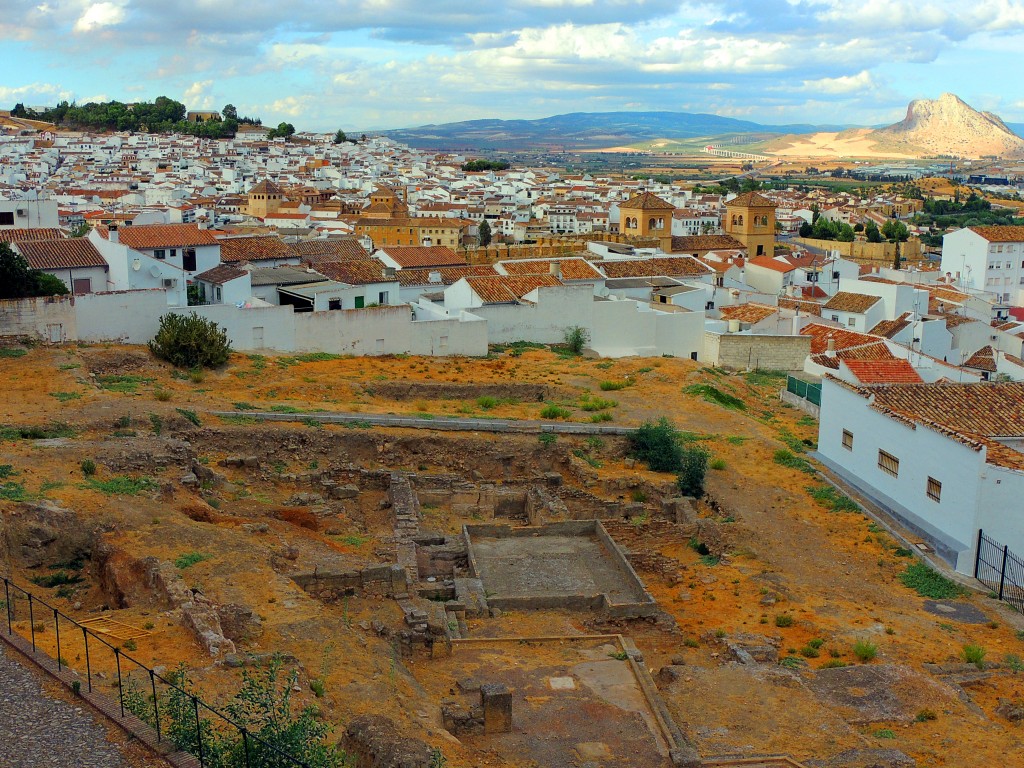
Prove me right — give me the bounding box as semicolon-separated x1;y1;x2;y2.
132;259;141;271
149;265;161;278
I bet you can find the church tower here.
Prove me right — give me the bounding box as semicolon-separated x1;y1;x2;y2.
724;192;776;257
618;191;675;252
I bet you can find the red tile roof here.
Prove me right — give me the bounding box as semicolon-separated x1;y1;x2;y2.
719;303;778;324
620;191;675;210
291;238;370;263
215;235;293;264
193;264;247;284
823;291;881;313
395;265;498;286
118;224;218;250
499;258;603;281
725;192;775;208
869;313;913;338
843;359;923;384
15;238;106;270
800;323;881;354
964;345;997;372
315;260;395;285
597;256;711;279
811;341;896;370
0;228;66;243
747;256;796;273
379;245;466;269
462;274;562;304
670;234;745;253
969;226;1024;243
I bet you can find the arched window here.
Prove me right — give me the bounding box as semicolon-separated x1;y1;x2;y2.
731;215;737;225
649;218;657;230
738;215;744;226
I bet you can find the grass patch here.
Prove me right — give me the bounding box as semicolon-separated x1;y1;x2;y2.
175;408;202;427
49;391;83;402
775;614;794;628
806;484;860;513
269;405;302;413
338;534;370;547
961;644;987;669
0;422;76;441
0;482;28;501
777;429;806;454
773;449;814;474
853;639;878;662
725;435;748;445
293;352;344;363
589;412;613;423
174;552;212;569
540;405;572;419
82;476;156;496
31;571;84;588
219;414;259;425
710;458;727;471
899;561;967;599
683;384;746;411
599;380;631;391
0;348;28;358
744;369;787;386
580;397;617;412
96;374;153;393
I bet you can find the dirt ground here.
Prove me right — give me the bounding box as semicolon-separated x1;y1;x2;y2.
2;343;1024;767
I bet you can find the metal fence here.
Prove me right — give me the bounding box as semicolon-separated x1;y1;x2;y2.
974;530;1024;614
786;376;821;407
1;576;311;768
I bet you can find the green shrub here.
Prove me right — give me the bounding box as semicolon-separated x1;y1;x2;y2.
853;639;878;662
775;614;794;628
915;709;938;722
799;644;820;658
153;388;172;402
31;571;84;588
148;312;232;369
149;414;163;435
540;405;571;419
599;380;630;391
50;391;82;402
710;458;727;471
806;484;859;513
590;412;613;422
477;396;498;410
821;659;847;668
677;445;710;497
80;459;97;476
175;408;202;427
83;476;156;496
899;561;967;599
962;644;987;669
174;552;212;569
774;449;814;474
538;433;557;446
683;384;746;411
874;729;895;739
123;638;137;652
309;678;326;697
629;417;684;472
563;325;590;354
580;397;617;412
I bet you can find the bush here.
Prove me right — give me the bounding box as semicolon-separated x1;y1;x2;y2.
899;561;967;599
853;639;878;662
629;417;684;472
149;312;232;369
80;459;96;476
540;405;571;419
174;552;212;569
775;614;794;628
563;326;590;355
538;433;557;447
962;644;987;669
677;445;710;497
599;380;630;391
710;458;727;471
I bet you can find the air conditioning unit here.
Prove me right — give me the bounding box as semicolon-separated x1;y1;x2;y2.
16;209;26;217
162;278;177;288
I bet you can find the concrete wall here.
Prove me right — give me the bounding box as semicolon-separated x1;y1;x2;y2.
0;290;167;344
795;237;923;262
0;295;77;342
703;331;811;370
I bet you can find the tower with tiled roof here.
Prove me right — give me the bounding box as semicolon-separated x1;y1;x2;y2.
618;191;675;252
244;179;285;218
724;191;776;258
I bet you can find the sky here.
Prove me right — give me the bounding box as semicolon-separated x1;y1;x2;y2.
3;0;1024;133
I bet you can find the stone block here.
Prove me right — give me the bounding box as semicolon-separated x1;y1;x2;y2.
480;683;512;734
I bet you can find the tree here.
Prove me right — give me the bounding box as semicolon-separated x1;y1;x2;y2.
882;219;910;270
563;325;590;355
222;103;237;121
0;242;68;298
148;312;232;368
70;222;91;237
798;221;813;239
865;220;882;243
628;418;685;473
837;223;855;242
333;129;347;144
268;122;296;140
810;204;820;224
677;445;710;497
478;219;492;247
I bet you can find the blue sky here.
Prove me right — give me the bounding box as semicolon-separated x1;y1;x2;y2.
3;1;1024;132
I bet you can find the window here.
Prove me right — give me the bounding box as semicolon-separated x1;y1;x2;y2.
328;298;341;310
378;291;388;304
847;317;856;327
215;286;222;302
354;296;365;309
841;430;853;450
926;477;942;502
170;249;177;258
0;212;13;225
154;249;166;259
878;450;899;477
72;278;92;294
183;249;197;272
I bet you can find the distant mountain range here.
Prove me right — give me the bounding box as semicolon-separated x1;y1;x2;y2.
376;111;854;151
375;104;1024;156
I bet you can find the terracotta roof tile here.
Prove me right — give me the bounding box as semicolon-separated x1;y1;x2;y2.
969;225;1024;243
379;245;466;269
193;264;247;284
314;260;395;285
292;238;370;263
747;256;796;273
964;345;997;372
843;359;923;384
810;341;895;370
719;303;778;324
670;234;745;253
0;228;66;243
118;224;218;250
778;297;823;316
462;274;562;304
619;191;675;210
215;235;293;264
395;265;498;287
823;291;881;313
725;192;775;208
869;313;913;338
15;238;106;270
800;323;881;354
597;256;711;279
499;258;603;281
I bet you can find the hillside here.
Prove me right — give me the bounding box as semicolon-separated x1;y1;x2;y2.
872;93;1024;158
377;111;851;150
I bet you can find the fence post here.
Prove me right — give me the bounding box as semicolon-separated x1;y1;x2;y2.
4;579;11;634
83;627;92;692
28;594;35;653
974;529;984;579
193;697;205;767
999;545;1010;601
150;670;161;743
115;647;124;718
54;609;61;671
241;728;251;768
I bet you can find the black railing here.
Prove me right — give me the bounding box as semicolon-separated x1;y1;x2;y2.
1;576;311;768
974;530;1024;614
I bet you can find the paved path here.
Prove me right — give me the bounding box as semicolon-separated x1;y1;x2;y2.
0;643;154;768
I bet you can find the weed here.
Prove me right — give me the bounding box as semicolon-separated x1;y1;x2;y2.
807;638;824;649
725;435;748;445
294;352;344;363
1004;654;1024;673
775;614;794;628
96;374;153;393
339;534;370;547
50;391;82;402
599;380;630;391
188;368;205;384
0;348;28;358
893;547;913;557
631;489;648;503
853;639;878;662
779;657;803;669
83;475;156;495
175;408;201;427
144;621;155;631
573;449;602;468
683;637;700;648
149;414;163;435
874;729;896;739
540;405;571;419
777;429;805;454
899;561;967;599
961;644;987;669
310;679;326;697
688;538;711;556
710;458;727;471
799;645;821;658
915;709;938;722
538;432;557;446
71;680;81;695
477;396;498;410
806;484;859;513
744;369;788;386
80;459;97;476
581;397;617;412
0;423;76;441
153;388;172;402
123;638;137;652
773;449;814;474
174;552;212;569
700;554;721;566
608;650;629;661
821;659;848;668
589;412;613;422
683;384;746;411
797;415;818;427
31;571;84;588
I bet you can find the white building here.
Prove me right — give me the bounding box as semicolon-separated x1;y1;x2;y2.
942;225;1024;304
817;378;1024;573
0;199;59;230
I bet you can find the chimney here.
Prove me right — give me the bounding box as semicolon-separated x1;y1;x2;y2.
549;260;562;279
826;338;836;357
428;270;442;284
108;223;119;243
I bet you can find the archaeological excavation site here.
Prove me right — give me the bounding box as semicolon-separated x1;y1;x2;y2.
2;345;1024;768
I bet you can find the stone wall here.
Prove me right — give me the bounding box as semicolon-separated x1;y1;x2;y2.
291;564;408;601
793;236;923;263
704;331;811;371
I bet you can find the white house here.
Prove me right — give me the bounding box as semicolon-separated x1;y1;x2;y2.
0;199;59;230
193;264;252;306
116;223;221;280
941;225;1024;303
817;378;1024;573
14;237;109;294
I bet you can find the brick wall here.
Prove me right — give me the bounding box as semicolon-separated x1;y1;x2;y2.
704;332;811;371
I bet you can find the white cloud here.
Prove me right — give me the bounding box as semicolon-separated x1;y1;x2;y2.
0;82;75;104
802;70;875;95
182;80;214;109
73;1;127;34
